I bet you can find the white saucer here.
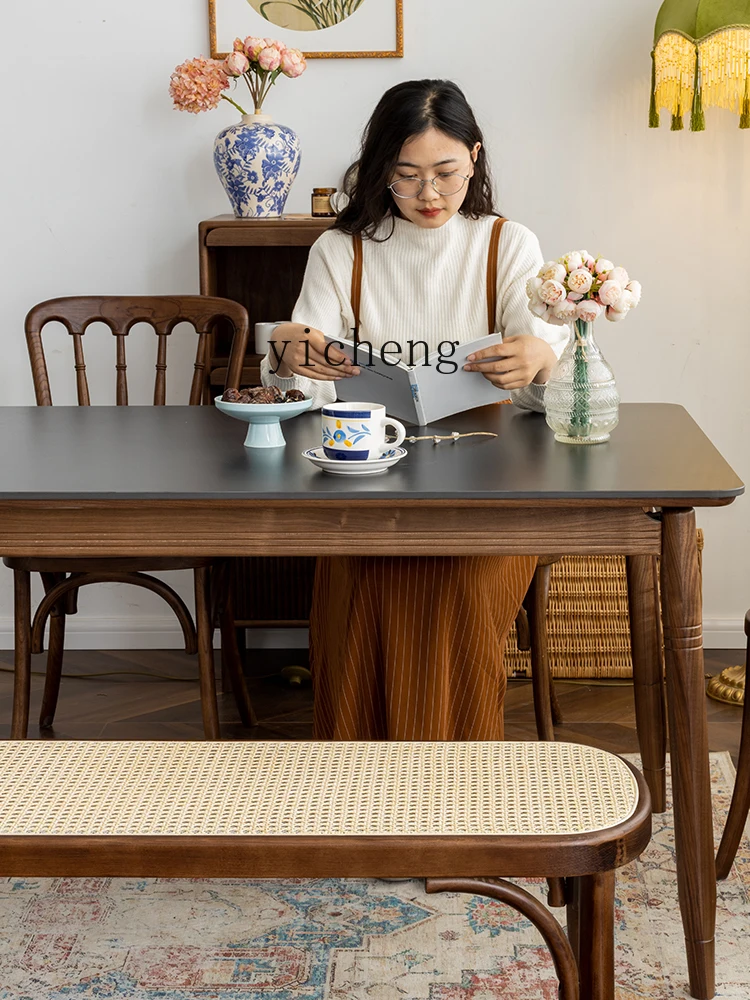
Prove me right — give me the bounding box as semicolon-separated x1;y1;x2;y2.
301;447;407;476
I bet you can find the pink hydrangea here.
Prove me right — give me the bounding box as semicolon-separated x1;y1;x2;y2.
169;57;229;113
280;48;306;78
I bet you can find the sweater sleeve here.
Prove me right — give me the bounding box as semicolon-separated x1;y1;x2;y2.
495;223;568;413
260;233;354;410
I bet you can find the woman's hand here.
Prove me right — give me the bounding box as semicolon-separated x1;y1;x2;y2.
268;323;360;381
463;335;557;390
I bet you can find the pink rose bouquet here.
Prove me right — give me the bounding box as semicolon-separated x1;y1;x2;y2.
170;36;306;116
526;251;641;326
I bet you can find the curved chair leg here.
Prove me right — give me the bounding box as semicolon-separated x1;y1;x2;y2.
626;555;667;813
426;877;579;1000
11;570;32;740
716;616;750;880
30;571;197;658
219;573;258;728
194;566;220;740
524;563;556;742
39;572;67;730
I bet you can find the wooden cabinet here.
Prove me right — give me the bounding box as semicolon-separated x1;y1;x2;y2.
199;214;334;392
199;214;335;630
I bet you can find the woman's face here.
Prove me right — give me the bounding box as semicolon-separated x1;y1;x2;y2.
389;127;480;229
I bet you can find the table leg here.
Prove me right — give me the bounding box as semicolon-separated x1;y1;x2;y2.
661;509;714;1000
626;555;667;812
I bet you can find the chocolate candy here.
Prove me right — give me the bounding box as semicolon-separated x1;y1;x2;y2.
223;386;307;404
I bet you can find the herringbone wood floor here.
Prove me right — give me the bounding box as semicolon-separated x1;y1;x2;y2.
0;647;744;763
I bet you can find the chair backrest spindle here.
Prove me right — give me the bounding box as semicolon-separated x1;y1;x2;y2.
115;333;128;406
71;332;91;406
154;332;169;406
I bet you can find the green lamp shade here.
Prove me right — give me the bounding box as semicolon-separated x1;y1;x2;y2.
651;0;750;129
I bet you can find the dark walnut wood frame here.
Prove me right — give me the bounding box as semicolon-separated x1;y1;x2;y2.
0;756;651;1000
715;610;750;879
0;492;727;999
6;295;256;740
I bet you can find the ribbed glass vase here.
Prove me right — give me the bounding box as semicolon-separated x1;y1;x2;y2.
543;319;620;444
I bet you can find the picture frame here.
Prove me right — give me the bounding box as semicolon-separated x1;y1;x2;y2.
209;0;403;60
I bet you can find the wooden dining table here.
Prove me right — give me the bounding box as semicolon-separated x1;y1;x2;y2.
0;400;743;1000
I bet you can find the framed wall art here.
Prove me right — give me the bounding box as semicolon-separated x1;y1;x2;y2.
209;0;404;59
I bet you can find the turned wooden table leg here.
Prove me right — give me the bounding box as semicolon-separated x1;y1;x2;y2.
626;555;667;813
661;508;715;1000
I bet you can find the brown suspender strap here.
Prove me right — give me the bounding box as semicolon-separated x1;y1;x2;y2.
353;218;506;336
351;233;364;335
486;216;506;334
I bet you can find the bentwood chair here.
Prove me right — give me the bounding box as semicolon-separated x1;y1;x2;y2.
716;609;750;879
6;295;256;740
524;553;667;807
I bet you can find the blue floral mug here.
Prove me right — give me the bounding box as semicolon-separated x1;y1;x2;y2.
321;402;406;461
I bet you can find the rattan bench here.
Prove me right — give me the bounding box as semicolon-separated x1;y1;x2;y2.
0;740;650;1000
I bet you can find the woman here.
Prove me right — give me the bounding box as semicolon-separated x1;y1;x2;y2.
261;79;566;741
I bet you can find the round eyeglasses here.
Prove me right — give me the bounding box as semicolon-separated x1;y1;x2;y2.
388;172;471;199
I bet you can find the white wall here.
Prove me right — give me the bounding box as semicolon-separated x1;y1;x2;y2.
1;0;748;647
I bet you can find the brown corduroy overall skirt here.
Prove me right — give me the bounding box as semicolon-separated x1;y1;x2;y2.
310;218;537;741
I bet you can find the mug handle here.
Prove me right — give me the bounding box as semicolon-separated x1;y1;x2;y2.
381;418;406;451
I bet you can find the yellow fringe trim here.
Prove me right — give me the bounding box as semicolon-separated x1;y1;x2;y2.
653;32;695;118
699;27;750;114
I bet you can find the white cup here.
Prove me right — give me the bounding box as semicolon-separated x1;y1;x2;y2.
255;321;288;356
321;402;406;461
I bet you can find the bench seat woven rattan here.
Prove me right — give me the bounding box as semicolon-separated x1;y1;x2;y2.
0;740;651;1000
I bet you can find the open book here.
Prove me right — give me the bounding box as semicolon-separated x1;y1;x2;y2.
323;332;511;425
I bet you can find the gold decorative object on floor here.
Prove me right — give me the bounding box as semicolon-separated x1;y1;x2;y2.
281;665;312;686
650;1;750;130
707;663;746;705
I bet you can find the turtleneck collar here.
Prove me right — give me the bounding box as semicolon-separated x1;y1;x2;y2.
388;211;463;242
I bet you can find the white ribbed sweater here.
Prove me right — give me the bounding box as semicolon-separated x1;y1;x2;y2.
260;213;567;413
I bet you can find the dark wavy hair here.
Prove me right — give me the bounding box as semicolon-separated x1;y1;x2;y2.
334;79;498;240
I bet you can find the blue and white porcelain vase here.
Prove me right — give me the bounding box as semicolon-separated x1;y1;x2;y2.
213;112;301;219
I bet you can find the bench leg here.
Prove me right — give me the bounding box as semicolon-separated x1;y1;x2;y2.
627;555;667;813
425;877;579;1000
11;569;32;740
194;566;220;740
565;875;581;963
576;871;615;1000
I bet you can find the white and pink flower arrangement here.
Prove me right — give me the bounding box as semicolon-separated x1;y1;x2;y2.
526;251;642;327
169;36;307;117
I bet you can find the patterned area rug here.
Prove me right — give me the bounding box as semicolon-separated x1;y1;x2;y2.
0;753;748;1000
